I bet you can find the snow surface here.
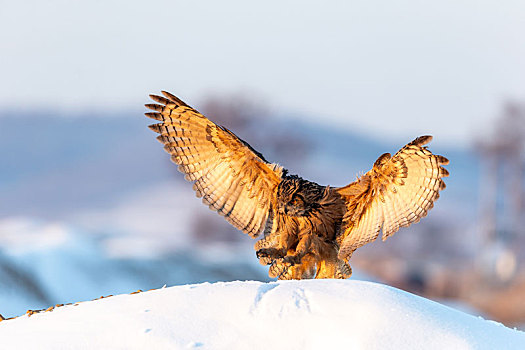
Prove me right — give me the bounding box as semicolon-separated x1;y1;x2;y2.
1;280;523;350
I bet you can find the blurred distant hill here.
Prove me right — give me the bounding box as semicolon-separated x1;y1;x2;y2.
0;111;169;217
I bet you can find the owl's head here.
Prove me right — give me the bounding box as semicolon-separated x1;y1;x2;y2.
276;175;322;217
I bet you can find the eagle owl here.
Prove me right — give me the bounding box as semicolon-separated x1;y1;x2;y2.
145;91;449;280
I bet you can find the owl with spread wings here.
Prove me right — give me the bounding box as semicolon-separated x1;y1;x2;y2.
145;91;449;280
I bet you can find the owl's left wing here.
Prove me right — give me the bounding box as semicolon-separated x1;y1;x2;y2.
145;91;284;238
336;136;449;260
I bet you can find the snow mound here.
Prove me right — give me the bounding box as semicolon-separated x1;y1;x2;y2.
0;280;523;349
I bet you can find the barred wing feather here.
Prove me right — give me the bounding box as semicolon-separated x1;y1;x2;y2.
145;91;283;238
337;136;449;259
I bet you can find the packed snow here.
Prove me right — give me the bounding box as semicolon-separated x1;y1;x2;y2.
0;280;523;350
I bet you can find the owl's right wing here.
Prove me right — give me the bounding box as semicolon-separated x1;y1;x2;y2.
336;136;449;260
145;91;284;238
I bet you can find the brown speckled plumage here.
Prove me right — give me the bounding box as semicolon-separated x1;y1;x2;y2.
145;91;449;280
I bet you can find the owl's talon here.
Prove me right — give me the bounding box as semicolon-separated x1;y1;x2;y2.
258;256;273;266
256;249;270;259
282;255;301;266
282;257;295;266
256;249;280;265
256;247;285;260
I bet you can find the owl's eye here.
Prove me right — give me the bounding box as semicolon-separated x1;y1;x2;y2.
291;195;304;206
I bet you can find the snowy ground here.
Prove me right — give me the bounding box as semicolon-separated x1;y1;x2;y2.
1;280;523;350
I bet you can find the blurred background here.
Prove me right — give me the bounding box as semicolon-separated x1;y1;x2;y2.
1;0;525;327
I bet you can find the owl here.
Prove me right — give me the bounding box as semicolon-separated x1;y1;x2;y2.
145;91;449;280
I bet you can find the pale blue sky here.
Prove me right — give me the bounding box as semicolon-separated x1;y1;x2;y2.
1;0;524;146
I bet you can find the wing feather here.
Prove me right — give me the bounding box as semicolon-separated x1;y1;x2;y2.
337;135;449;259
145;91;284;237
